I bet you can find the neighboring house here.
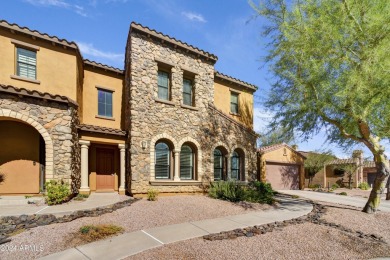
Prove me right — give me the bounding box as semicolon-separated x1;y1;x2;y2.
257;143;306;190
302;150;378;189
0;20;258;195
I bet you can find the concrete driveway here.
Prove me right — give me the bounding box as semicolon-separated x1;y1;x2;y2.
278;190;390;213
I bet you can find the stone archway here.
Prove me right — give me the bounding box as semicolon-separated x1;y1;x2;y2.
0;109;54;179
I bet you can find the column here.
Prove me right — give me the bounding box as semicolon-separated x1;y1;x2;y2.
225;155;230;180
79;140;90;194
118;144;126;194
173;149;180;181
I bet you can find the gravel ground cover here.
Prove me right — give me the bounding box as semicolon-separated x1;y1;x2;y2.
304;187;387;199
129;202;390;260
0;195;273;259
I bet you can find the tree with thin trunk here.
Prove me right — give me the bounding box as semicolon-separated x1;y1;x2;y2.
304;151;335;186
250;0;390;213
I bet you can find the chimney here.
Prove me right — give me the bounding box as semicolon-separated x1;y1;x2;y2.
352;150;363;159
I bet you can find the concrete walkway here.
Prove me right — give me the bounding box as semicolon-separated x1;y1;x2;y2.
278;190;390;212
0;193;123;217
39;197;313;260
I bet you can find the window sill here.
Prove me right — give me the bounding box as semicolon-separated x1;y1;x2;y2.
155;98;175;106
229;112;241;117
150;180;202;186
181;104;199;111
10;75;40;84
95;115;115;121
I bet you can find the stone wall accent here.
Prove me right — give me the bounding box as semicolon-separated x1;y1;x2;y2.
126;31;257;194
0;198;138;242
0;92;79;192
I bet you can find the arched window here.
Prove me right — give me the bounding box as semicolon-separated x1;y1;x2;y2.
231;151;240;180
214;149;223;181
155;142;170;179
180;145;194;179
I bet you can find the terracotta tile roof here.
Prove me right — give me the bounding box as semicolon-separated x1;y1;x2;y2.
327;158;357;165
130;22;218;63
84;59;124;75
78;124;127;137
215;71;258;91
0;20;78;49
258;143;306;158
0;84;78;106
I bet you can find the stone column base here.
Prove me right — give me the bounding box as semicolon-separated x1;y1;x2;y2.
118;188;126;195
79;188;91;195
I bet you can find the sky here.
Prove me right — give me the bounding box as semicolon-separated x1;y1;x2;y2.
1;0;386;159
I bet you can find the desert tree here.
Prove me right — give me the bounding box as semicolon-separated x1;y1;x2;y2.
250;0;390;213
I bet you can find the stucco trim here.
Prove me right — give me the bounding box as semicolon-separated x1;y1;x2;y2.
149;133;178;180
10;75;41;84
0;109;54;179
11;39;40;51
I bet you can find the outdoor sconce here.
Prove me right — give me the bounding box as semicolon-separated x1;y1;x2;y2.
141;141;148;149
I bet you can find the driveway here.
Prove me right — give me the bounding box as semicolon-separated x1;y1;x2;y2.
278;190;390;212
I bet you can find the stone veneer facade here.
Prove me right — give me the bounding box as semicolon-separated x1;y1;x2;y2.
126;27;258;194
0;92;80;193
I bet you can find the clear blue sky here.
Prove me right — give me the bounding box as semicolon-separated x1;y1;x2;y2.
2;0;385;158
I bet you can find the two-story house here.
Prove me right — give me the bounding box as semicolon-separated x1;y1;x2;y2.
0;20;258;196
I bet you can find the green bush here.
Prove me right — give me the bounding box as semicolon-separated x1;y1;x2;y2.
45;180;70;205
358;182;370;190
79;224;123;242
74;193;89;201
147;189;159;201
308;183;321;189
209;181;274;204
339;192;347;196
331;183;340;190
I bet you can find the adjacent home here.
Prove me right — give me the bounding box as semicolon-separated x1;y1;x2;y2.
257;143;306;190
302;150;377;189
0;20;258;195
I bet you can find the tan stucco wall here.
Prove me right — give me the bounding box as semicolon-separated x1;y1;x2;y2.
82;68;124;129
88;144;119;192
0;30;78;100
214;80;254;128
0;120;40;194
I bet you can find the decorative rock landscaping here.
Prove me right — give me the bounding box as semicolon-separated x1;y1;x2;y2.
203;202;385;244
0;198;139;244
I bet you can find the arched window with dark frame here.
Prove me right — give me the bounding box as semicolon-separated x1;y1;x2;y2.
231;151;240;180
214;149;223;181
180;145;194;179
155;142;170;179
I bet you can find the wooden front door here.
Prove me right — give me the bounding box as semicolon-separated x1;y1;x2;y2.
96;148;115;190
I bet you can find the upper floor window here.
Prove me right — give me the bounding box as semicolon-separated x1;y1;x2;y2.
98;89;113;118
158;70;170;100
230;92;239;114
17;48;36;79
183;78;194;106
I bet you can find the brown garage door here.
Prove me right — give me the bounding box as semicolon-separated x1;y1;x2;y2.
266;163;299;190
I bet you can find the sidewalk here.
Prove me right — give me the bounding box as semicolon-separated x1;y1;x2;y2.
0;193;124;217
39;197;313;260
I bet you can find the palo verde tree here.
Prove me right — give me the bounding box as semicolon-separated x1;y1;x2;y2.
251;0;390;213
304;151;335;185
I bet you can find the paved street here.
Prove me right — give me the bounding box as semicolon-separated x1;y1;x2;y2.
278;190;390;212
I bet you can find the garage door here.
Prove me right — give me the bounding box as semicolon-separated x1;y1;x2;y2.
266;163;299;190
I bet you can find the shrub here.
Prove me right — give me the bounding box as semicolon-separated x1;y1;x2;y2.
339;192;347;196
147;189;159;201
358;182;370;190
308;183;321;190
78;224;123;242
74;193;89;201
331;183;340;190
209;181;274;204
208;181;246;202
45;180;70;205
291;195;299;199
